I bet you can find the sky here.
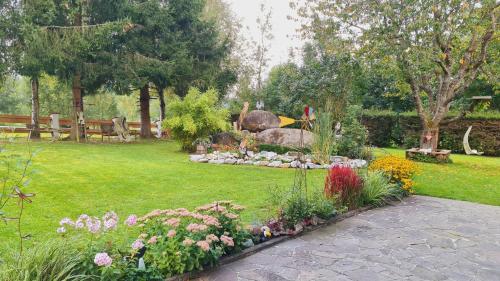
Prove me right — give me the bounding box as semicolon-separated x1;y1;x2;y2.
226;0;305;73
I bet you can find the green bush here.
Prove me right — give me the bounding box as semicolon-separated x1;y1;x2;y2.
338;105;368;159
361;171;403;207
164;88;230;151
0;240;87;281
258;144;310;155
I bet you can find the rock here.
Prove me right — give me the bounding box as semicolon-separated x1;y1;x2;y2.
242;239;255;248
246;150;255;158
224;159;237;165
259;161;270;166
241;110;280;132
290;160;301;168
331;156;348;163
280;163;291;169
262;151;278;160
268;161;282;168
189;155;205;162
236;159;245;165
208;159;225;164
198;158;209;163
212;132;239;146
244;160;254;165
256;128;314;147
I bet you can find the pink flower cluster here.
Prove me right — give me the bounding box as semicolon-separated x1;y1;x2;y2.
220;235;234;247
206;234;219;244
196;240;210;252
103;211;118;231
186;223;208;233
182;238;194;246
94;252;112;267
125;215;137;226
131;239;144;250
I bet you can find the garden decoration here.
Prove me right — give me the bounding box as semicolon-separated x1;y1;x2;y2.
256;100;265;110
154;120;163;139
236;102;249;131
49;113;61;141
112;117;132;142
463;126;483;156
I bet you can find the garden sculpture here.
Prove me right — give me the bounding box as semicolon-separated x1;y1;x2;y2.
50;113;60;140
112;117;131;142
237;102;249;131
154;120;162;139
463;126;483;155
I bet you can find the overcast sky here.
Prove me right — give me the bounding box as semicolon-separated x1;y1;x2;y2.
226;0;305;73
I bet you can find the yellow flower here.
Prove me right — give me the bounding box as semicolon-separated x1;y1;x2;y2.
369;156;419;193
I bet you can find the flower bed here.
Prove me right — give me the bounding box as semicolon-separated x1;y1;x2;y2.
57;201;251;280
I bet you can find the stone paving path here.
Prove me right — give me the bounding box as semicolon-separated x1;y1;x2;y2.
197;196;500;281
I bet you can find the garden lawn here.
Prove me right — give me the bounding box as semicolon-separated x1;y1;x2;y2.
1;141;499;251
0;140;325;250
375;148;500;206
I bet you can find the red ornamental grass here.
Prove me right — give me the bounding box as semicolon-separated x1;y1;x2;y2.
324;166;363;209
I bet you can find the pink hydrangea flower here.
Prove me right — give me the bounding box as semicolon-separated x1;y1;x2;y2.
220;235;234;247
57;227;66;234
167;230;176;238
103;219;117;231
132;239;144;250
59;218;74;226
74;219;85;229
196;240;210;252
87;218;102;234
125;215;138;226
94;252;112;267
148;236;158;244
164;218;181;228
182;238;194;247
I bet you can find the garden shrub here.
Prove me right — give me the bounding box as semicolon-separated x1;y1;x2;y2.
258;144;310;155
338;105;368;159
369;156;419;193
324;166;363;210
53;201;249;280
164;88;230;151
361;171;403;207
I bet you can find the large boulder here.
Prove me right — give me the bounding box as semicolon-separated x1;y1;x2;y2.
256;128;314;147
241;110;280;132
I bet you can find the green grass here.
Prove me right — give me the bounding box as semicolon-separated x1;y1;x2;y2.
376;148;500;206
1;140;498;251
0;140;325;249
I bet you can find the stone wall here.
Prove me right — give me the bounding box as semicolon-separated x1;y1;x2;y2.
362;115;500;156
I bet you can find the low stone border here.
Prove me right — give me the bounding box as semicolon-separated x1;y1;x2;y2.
165;200;400;281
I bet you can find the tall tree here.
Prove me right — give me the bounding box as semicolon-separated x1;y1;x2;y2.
254;3;273;92
295;0;499;151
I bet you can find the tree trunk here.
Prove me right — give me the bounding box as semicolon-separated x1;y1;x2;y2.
158;87;166;121
140;84;152;138
420;124;439;151
30;78;40;139
70;73;84;141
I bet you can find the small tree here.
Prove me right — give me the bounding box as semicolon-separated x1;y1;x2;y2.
165;88;229;151
295;0;499;151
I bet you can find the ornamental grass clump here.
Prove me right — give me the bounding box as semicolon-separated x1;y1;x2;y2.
369;156;419;193
361;171;404;207
324;166;363;210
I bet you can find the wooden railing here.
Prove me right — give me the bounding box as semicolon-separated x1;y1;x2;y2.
0;114;158;135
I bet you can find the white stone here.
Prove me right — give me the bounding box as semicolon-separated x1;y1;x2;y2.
190;155;205;162
208;159;225;164
224;159;237;165
268;161;282;168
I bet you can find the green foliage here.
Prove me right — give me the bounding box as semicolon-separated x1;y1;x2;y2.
407;152;453;164
0;239;87;281
338;105;367;159
258;144;310;155
312;109;337;164
361;171;403;207
165;88;229;151
268;184;336;229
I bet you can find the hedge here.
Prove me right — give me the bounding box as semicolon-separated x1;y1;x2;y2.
362;113;500;156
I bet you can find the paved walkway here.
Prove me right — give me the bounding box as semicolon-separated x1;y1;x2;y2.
197;196;500;281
